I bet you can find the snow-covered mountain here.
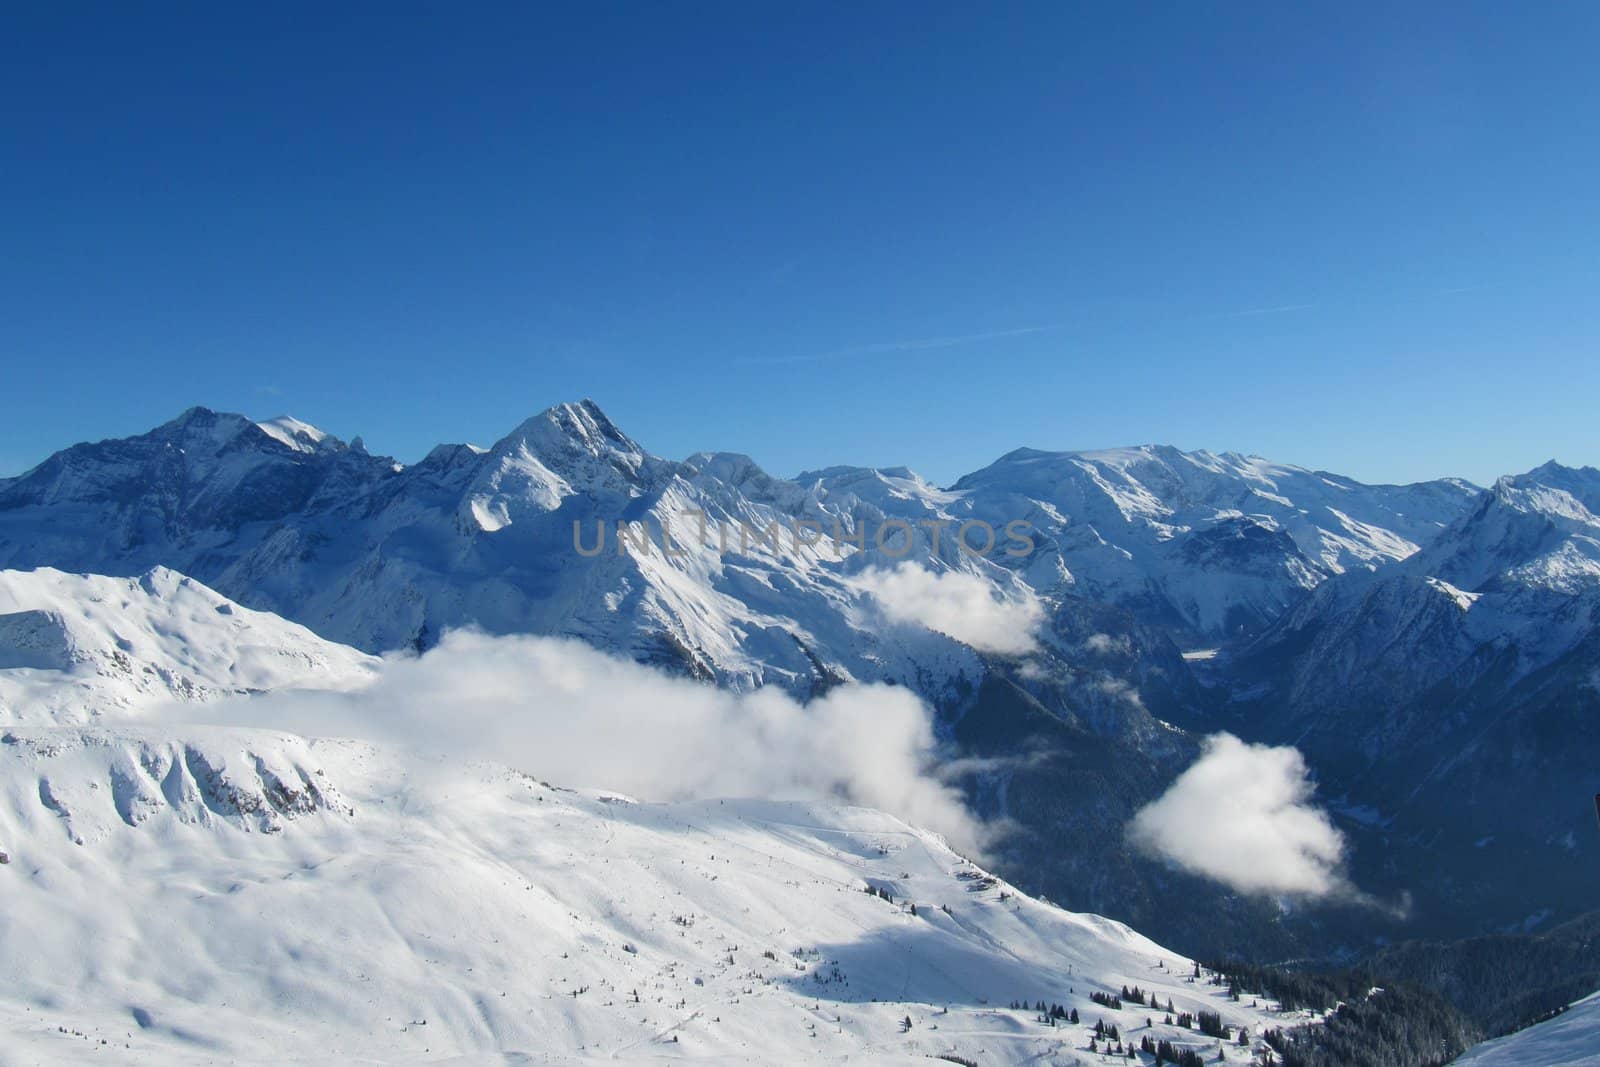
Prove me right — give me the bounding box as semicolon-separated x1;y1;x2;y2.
0;404;995;696
1226;461;1600;940
0;565;1294;1065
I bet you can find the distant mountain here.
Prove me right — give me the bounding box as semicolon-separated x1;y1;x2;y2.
1227;461;1600;941
0;401;1478;667
947;444;1477;639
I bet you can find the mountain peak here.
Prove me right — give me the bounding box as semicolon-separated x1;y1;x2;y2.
255;415;342;454
152;405;249;437
471;400;660;508
1512;460;1600;509
148;407;351;458
498;399;642;459
1490;473;1600;527
166;404;221;423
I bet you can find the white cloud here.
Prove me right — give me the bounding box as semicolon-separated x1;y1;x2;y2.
168;629;995;859
852;564;1044;655
1127;733;1350;899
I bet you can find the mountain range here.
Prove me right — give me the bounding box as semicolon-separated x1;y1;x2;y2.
3;403;1597;957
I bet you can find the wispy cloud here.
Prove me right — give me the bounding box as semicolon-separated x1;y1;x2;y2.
739;324;1060;366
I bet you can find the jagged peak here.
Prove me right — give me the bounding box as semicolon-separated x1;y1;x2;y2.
1489;474;1600;526
495;399;644;460
1503;459;1600;507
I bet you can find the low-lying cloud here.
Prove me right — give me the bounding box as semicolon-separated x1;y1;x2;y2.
852;564;1044;655
1128;733;1351;900
175;630;995;858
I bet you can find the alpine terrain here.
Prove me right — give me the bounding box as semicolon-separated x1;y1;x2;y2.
2;404;1598;1064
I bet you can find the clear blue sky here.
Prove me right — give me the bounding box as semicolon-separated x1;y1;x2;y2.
4;3;1598;487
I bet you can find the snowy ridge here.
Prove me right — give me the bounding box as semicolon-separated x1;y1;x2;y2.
945;443;1477;638
0;567;376;725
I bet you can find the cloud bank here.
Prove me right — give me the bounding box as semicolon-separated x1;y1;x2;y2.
175;630;994;858
853;564;1044;655
1128;733;1350;899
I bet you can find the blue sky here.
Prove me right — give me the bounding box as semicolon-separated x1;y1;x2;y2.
4;3;1598;487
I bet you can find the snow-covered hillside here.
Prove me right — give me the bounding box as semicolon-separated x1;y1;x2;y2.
0;725;1292;1065
0;567;376;725
0;561;1301;1064
1453;992;1600;1066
